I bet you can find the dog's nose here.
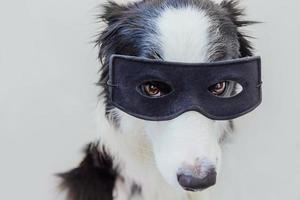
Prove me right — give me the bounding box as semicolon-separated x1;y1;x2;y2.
177;167;216;191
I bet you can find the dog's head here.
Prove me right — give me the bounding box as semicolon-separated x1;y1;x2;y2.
97;0;254;192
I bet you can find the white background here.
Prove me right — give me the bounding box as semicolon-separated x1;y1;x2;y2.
0;0;299;199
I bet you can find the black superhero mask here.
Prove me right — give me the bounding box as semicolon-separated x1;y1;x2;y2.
107;55;262;121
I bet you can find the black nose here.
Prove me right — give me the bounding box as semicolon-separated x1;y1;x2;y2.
177;168;216;191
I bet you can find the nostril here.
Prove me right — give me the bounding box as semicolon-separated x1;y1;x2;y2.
177;168;216;191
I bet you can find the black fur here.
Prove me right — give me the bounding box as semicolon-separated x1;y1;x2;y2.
220;0;257;57
58;143;118;200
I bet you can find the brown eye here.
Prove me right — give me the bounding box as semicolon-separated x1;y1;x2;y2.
209;81;227;96
145;84;160;96
140;81;172;97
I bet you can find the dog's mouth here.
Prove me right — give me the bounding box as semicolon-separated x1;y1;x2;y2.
181;183;216;192
183;187;205;192
182;183;215;192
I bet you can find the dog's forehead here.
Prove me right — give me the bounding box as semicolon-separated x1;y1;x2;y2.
156;6;211;63
117;0;240;61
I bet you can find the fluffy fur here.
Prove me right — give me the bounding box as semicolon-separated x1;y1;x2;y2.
59;0;255;199
58;143;118;200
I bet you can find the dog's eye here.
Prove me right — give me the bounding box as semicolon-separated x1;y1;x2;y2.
209;81;227;96
140;81;172;98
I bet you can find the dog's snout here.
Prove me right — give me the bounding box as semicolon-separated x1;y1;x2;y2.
177;167;216;191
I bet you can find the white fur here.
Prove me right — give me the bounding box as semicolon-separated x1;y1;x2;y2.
97;6;231;200
157;7;210;63
144;112;222;188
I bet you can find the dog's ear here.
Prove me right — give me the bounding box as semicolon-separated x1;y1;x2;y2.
96;0;140;70
101;1;128;24
220;0;257;57
96;1;138;61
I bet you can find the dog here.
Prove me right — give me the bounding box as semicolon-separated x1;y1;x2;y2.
59;0;256;199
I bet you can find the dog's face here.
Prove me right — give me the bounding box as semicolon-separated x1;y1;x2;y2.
97;0;253;192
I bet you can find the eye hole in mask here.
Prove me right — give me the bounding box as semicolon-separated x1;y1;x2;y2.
208;81;243;98
138;81;173;98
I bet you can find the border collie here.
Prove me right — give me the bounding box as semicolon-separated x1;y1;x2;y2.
59;0;256;199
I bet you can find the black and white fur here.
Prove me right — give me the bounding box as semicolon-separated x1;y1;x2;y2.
59;0;255;199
